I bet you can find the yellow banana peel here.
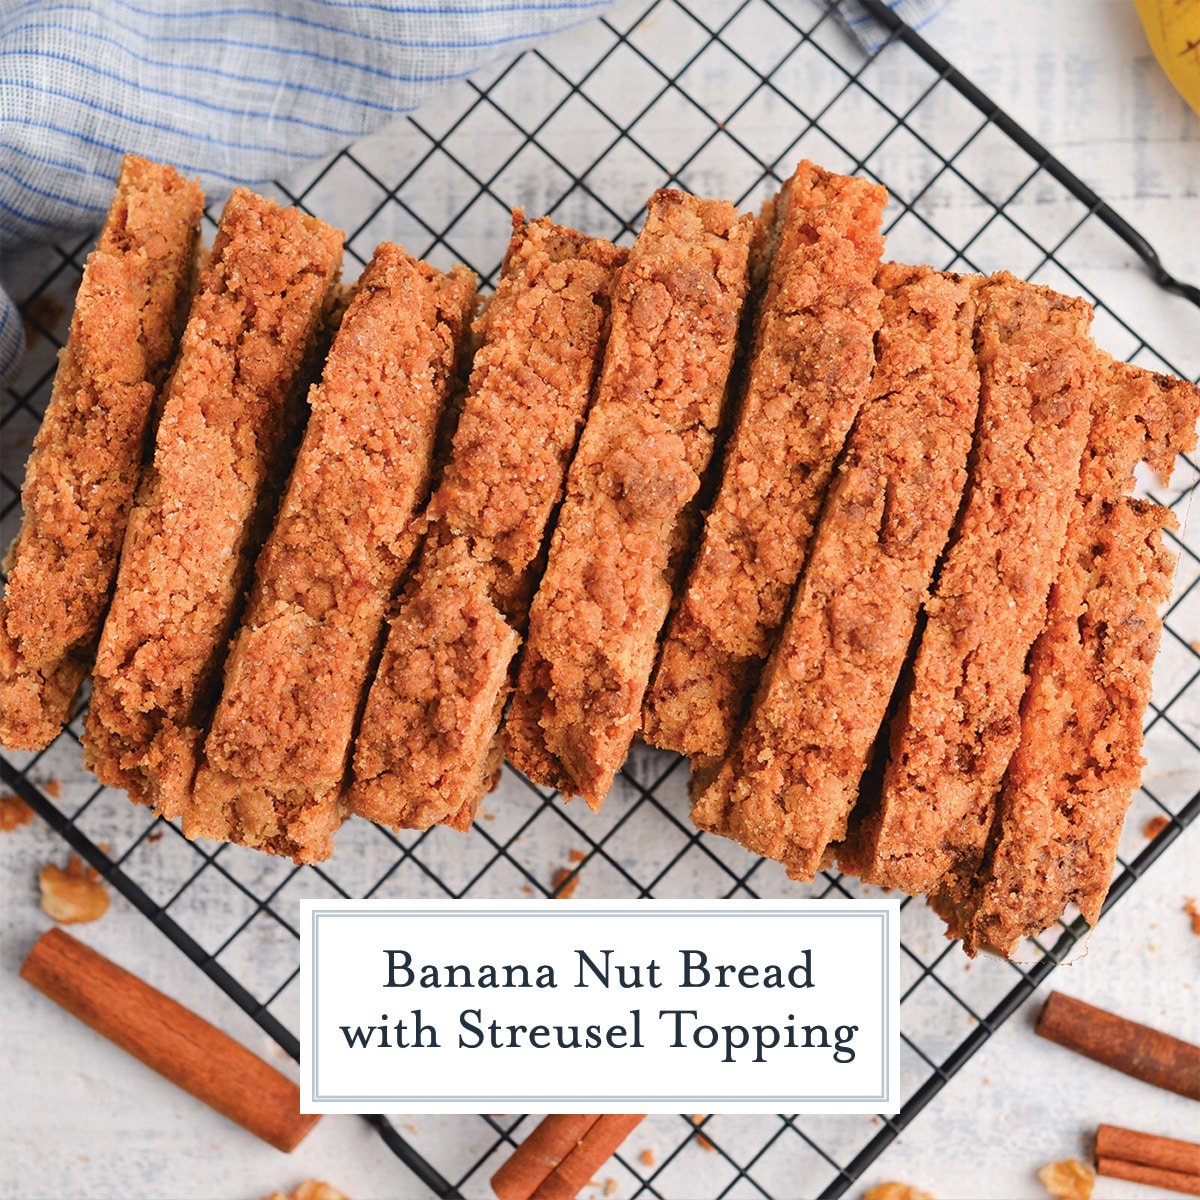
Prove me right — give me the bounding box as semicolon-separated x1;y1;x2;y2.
1134;0;1200;114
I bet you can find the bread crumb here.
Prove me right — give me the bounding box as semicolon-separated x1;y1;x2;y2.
520;885;533;895
603;1179;618;1197
863;1185;934;1200
0;793;34;831
1037;1158;1094;1200
148;829;164;843
1185;897;1200;935
1143;814;1169;838
568;848;586;863
689;1115;714;1151
639;1148;655;1167
39;855;109;924
265;1184;348;1200
43;779;62;799
552;867;580;899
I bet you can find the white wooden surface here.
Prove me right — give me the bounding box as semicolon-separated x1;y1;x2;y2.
2;2;1199;1197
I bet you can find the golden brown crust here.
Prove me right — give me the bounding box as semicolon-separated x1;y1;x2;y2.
946;497;1174;956
643;162;886;760
0;156;202;749
83;190;343;830
841;272;1096;896
348;217;623;831
505;191;757;806
191;245;474;861
693;266;980;880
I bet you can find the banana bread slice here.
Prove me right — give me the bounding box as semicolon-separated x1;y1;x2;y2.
644;161;886;762
940;356;1199;953
950;497;1175;956
841;272;1096;897
693;265;980;880
193;244;474;862
0;156;202;749
505;190;757;807
349;216;623;832
84;191;342;832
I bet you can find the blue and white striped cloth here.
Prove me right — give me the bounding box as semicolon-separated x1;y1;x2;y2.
0;0;614;383
0;0;944;384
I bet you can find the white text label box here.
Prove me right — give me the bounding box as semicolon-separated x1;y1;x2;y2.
301;899;900;1115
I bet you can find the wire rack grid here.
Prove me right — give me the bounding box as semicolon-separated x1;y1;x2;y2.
3;0;1199;1196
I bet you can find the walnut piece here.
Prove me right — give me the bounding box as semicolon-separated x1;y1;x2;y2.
1038;1159;1094;1200
0;793;34;831
863;1185;935;1200
39;855;109;924
265;1183;348;1200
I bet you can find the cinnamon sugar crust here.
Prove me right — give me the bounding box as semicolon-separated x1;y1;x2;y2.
84;191;343;830
505;190;757;807
0;156;202;749
348;216;623;832
643;162;886;760
693;266;981;880
841;272;1096;897
192;244;474;862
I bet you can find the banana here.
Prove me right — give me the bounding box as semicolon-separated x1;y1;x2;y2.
1134;0;1200;114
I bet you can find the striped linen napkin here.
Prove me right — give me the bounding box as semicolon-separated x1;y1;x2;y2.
0;0;944;383
0;0;609;382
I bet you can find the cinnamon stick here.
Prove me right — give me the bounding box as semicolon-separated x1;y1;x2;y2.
1097;1156;1200;1197
1097;1124;1200;1175
20;928;318;1152
532;1114;646;1199
491;1115;600;1200
1035;991;1200;1100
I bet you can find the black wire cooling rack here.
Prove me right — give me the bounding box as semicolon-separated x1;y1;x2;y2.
3;0;1199;1196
